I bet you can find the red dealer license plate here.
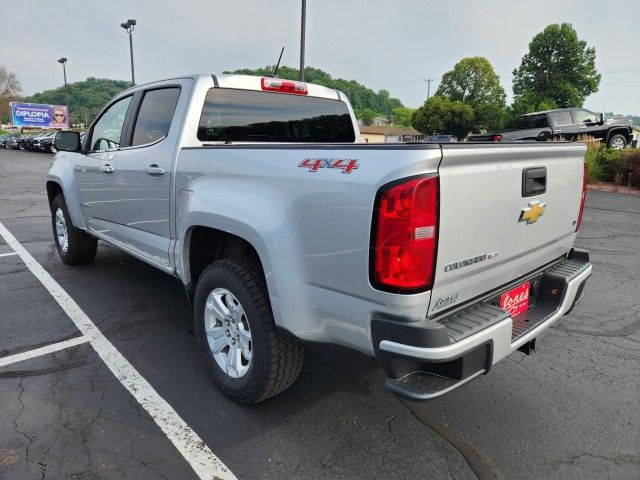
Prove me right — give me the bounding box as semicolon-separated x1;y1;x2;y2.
500;281;531;317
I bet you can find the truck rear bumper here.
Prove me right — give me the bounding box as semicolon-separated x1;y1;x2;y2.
376;249;592;401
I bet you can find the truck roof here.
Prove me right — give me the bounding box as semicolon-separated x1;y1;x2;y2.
521;108;568;116
120;73;343;101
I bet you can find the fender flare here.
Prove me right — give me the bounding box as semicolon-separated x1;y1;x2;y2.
45;175;86;230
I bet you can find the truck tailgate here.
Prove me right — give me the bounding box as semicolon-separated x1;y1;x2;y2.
428;143;586;316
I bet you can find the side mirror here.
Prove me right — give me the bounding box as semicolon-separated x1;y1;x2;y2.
54;131;81;152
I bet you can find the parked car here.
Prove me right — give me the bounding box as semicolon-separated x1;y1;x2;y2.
27;131;54;151
35;131;58;153
47;73;592;404
8;134;30;150
0;133;21;149
427;134;458;142
16;133;40;150
468;108;633;149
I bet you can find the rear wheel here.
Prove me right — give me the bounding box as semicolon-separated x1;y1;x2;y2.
607;134;627;150
194;258;304;404
51;194;97;265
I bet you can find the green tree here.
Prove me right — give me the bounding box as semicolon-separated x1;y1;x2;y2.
411;96;474;139
227;66;404;118
360;108;376;126
436;56;506;131
23;77;130;126
392;107;415;127
512;23;600;110
505;92;559;127
0;65;22;124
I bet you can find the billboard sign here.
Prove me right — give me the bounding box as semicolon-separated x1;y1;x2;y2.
10;103;69;129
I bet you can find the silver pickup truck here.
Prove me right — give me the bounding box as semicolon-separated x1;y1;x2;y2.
47;74;592;404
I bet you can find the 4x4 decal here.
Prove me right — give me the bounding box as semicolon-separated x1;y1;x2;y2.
299;158;359;174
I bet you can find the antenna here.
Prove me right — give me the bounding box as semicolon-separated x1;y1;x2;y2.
273;46;285;78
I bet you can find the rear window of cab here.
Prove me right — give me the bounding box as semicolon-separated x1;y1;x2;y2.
197;88;355;143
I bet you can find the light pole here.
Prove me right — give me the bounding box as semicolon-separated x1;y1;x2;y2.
58;58;68;106
120;19;137;86
299;0;306;81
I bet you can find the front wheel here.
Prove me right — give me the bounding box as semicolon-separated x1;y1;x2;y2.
194;258;304;404
607;134;627;150
51;194;97;265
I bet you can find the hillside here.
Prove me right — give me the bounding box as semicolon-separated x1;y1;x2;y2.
23;77;131;126
227;66;404;118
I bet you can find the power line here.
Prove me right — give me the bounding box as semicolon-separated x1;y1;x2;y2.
425;78;434;98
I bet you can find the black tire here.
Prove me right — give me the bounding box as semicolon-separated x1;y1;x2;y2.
194;258;304;404
607;133;627;150
51;194;97;265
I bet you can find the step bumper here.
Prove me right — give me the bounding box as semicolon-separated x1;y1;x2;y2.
378;250;592;401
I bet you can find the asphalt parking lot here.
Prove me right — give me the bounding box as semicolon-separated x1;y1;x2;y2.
0;148;638;480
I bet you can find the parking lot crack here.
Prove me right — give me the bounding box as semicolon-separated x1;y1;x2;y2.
398;398;500;480
13;378;48;478
13;378;31;443
386;414;398;445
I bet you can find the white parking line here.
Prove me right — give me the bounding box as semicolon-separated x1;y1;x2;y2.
0;252;18;258
0;221;237;480
0;335;90;367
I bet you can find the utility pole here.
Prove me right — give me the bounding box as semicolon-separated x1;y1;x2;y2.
120;19;137;86
58;58;68;106
425;78;433;99
299;0;306;81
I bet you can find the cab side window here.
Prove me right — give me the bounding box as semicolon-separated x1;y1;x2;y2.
89;96;132;151
131;88;180;146
575;110;597;124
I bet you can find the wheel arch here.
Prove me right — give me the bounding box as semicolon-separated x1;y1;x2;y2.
181;224;276;312
46;180;64;209
45;171;86;230
606;127;631;144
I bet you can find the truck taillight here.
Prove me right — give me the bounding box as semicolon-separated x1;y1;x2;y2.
261;77;308;95
372;175;439;292
576;162;587;231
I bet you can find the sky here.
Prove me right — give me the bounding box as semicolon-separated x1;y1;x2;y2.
2;0;639;115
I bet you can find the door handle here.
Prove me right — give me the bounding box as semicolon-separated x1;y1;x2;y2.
144;164;166;176
522;167;547;197
100;164;114;174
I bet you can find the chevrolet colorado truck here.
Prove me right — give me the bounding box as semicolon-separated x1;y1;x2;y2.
47;74;592;404
469;108;633;149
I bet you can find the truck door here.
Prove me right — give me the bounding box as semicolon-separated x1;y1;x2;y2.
550;110;576;140
573;109;602;139
75;95;133;245
115;85;183;267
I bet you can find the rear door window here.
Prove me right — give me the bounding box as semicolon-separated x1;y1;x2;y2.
131;87;180;146
553;111;574;127
197;89;355;142
519;114;549;129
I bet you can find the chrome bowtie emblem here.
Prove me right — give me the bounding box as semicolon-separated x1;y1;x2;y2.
519;201;546;224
